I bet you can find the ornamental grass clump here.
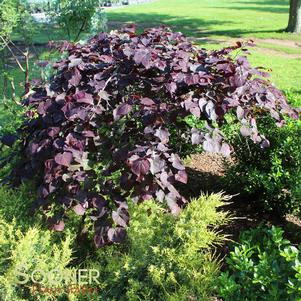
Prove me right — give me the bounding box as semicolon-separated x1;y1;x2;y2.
1;25;298;247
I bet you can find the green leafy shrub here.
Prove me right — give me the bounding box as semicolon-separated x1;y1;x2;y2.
0;187;231;300
217;226;301;301
53;0;106;41
0;185;77;301
16;3;37;46
0;0;19;48
224;115;301;216
83;193;231;301
0;219;76;300
90;7;107;36
0;184;108;301
21;0;51;13
0;100;24;136
0;184;37;229
284;88;301;108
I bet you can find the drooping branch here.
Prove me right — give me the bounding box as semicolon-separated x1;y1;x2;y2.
0;36;30;97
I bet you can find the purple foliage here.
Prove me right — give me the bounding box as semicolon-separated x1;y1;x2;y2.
3;26;297;247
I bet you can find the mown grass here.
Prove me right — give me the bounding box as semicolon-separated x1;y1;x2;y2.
107;0;298;40
256;42;301;55
1;0;300;106
107;0;301;106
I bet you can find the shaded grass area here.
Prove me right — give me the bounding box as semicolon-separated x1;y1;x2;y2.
0;46;59;99
107;0;297;40
107;0;301;106
12;23;67;45
1;0;300;106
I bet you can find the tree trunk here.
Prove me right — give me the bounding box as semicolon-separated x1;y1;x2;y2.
287;0;301;33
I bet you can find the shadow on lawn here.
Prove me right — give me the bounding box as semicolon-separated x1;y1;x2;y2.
233;0;289;14
108;12;287;39
200;28;286;38
229;6;288;14
108;12;234;38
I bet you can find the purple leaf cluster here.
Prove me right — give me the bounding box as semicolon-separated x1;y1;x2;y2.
4;26;298;247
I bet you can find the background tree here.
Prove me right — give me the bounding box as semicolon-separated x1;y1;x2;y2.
0;0;19;99
0;0;33;100
0;0;19;49
53;0;105;41
287;0;301;33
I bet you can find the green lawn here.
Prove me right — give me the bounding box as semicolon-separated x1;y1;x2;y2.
107;0;296;39
1;0;300;106
107;0;301;105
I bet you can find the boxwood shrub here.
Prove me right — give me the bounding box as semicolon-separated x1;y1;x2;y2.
223;115;301;217
218;226;301;300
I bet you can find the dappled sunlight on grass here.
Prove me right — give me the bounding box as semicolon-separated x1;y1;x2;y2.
107;0;301;106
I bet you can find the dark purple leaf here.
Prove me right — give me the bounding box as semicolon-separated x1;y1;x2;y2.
170;154;185;170
68;68;82;86
47;127;60;138
134;49;151;68
113;103;132;120
155;128;170;144
108;227;126;243
205;101;217;121
190;106;201;118
220;143;231;157
1;134;17;147
160;171;170;187
240;125;252;137
69;58;83;68
175;170;188;184
131;158;150;178
94;232;107;248
73;204;86;215
203;138;221;153
112;208;129;228
92;196;107;209
141;97;155;106
260;138;270;148
52;221;65;232
166;194;181;215
54;152;73;167
191;128;203;145
236;106;244;120
150;156;166;174
74;91;94;105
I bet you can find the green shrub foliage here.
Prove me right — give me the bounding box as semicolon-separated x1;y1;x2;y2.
1;26;298;247
0;0;19;49
0;190;230;300
0;184;37;229
84;193;230;301
218;226;301;301
0;219;75;300
224;116;301;216
53;0;106;41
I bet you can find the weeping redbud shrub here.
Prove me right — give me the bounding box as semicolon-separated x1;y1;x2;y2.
1;25;298;247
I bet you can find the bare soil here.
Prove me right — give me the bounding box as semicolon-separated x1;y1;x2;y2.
257;38;301;49
251;47;301;59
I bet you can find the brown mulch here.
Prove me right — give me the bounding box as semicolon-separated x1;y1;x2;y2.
185;153;228;177
184;153;301;254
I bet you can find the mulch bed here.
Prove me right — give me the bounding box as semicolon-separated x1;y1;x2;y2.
184;153;301;257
